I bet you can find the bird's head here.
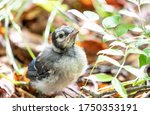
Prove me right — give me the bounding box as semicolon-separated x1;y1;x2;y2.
52;26;78;53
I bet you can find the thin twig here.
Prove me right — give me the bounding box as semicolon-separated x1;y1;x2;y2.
62;91;74;98
82;85;150;98
67;87;86;98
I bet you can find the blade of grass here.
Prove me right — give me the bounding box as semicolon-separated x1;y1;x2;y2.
44;0;64;43
9;12;36;59
44;9;57;43
0;73;28;85
4;15;20;72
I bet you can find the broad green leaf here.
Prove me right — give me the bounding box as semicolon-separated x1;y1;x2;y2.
112;78;128;98
124;65;141;77
115;24;129;37
82;22;106;35
139;48;150;67
96;55;121;67
115;24;135;37
145;25;150;36
97;49;124;56
68;9;88;21
102;15;121;28
95;73;113;82
119;9;140;19
144;48;150;57
83;11;99;21
109;41;126;48
135;39;149;47
129;26;143;33
139;55;148;67
127;48;147;56
102;34;117;42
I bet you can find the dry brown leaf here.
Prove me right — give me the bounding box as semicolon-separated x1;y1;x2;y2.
77;39;107;63
0;64;14;98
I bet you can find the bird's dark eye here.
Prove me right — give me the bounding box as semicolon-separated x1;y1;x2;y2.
59;33;64;38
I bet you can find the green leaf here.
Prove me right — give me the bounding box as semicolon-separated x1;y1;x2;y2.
133;78;146;86
124;65;140;77
129;26;143;33
135;38;149;47
95;73;113;82
102;34;117;42
109;41;126;48
115;24;129;37
98;49;124;56
139;55;148;67
119;9;140;19
127;48;147;56
139;48;150;67
145;25;150;36
82;22;106;35
112;78;128;98
102;15;121;28
68;9;88;21
115;24;135;37
96;55;121;67
83;11;99;21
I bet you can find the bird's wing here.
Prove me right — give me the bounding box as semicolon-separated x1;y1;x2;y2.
27;46;60;81
27;58;55;81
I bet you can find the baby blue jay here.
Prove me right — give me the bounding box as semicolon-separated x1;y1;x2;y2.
27;26;88;95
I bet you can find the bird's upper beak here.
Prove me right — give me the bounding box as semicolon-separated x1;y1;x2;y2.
69;30;79;39
65;30;79;43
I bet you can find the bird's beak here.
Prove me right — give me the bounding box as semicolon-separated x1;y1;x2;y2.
65;30;79;43
69;30;79;39
70;30;79;38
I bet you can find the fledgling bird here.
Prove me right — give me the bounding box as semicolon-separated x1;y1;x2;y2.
27;26;88;95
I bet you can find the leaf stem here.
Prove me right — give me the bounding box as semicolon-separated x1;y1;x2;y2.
137;2;146;33
4;15;20;72
114;46;128;78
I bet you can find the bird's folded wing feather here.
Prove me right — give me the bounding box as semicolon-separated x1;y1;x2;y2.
27;59;54;80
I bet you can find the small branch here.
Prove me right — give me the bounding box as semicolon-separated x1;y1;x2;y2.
137;2;146;33
82;85;150;98
114;46;128;79
127;85;150;94
62;91;74;98
67;87;86;98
